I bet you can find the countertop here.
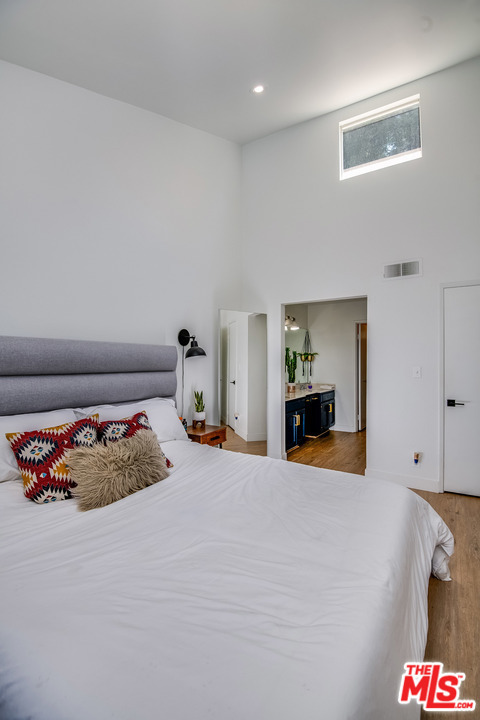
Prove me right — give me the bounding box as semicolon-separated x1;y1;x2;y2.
285;383;335;401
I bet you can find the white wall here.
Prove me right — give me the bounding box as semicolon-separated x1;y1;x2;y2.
0;61;242;423
3;56;480;491
241;57;480;492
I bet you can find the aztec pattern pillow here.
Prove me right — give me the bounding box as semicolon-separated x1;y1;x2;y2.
6;415;99;504
97;411;152;444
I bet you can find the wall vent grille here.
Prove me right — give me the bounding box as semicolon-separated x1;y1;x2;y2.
383;259;422;279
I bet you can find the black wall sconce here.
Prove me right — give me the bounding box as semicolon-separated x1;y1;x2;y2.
178;329;206;421
178;329;206;358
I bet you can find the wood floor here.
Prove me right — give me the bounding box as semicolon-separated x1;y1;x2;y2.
222;426;268;456
288;429;366;475
414;489;480;719
222;427;479;717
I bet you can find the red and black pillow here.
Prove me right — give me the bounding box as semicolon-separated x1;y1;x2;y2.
6;415;99;503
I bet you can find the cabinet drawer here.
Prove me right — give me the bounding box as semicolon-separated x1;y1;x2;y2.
203;427;227;446
188;425;227;447
286;398;305;413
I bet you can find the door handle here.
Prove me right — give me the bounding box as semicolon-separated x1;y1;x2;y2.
230;380;236;385
447;398;465;407
295;414;300;426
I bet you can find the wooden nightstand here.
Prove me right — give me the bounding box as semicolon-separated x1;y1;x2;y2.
187;424;227;448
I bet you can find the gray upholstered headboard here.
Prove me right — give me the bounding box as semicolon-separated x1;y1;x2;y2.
0;336;177;415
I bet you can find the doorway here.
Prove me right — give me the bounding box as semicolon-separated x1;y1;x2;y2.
284;297;367;474
226;320;237;431
443;282;480;496
356;322;367;431
219;309;267;446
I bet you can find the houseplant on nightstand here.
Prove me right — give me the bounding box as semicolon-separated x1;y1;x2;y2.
193;390;206;429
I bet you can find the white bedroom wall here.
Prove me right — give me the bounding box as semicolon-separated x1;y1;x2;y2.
0;60;242;424
241;57;480;492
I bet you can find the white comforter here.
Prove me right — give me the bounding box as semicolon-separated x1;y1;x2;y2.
0;441;453;720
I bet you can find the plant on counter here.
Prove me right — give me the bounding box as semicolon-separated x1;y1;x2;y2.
285;347;297;384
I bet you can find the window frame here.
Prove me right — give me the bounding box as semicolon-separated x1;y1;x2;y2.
339;94;422;181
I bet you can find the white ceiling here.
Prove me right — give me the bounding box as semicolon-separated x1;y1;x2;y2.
1;0;479;144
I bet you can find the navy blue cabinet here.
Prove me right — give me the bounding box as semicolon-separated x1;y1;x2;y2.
287;391;335;451
285;398;306;452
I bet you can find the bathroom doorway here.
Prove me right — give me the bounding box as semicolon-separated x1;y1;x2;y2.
284;297;367;474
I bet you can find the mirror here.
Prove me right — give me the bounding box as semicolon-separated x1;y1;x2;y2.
285;327;317;384
219;309;267;444
285;327;304;383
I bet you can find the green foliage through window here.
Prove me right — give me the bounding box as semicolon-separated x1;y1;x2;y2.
340;96;421;179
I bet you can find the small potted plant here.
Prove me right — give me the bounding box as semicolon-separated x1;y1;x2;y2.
285;348;297;393
193;390;206;428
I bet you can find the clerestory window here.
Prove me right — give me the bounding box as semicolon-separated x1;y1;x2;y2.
340;95;421;180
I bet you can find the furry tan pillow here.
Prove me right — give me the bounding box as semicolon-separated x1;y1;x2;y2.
68;429;169;511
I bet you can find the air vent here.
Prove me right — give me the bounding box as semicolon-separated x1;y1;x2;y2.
383;259;422;279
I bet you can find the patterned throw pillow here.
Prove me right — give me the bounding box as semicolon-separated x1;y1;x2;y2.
98;411;152;444
6;415;99;504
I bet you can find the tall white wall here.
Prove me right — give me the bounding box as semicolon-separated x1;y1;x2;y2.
241;57;480;491
0;61;242;423
2;56;480;491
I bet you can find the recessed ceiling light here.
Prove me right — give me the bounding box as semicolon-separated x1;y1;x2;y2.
251;84;266;94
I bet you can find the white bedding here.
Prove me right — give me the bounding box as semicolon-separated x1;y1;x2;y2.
0;441;453;720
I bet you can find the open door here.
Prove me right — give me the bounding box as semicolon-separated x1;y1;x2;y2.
444;283;480;495
357;322;367;431
227;320;238;431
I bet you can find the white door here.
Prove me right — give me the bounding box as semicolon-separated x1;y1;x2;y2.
227;321;237;430
444;283;480;495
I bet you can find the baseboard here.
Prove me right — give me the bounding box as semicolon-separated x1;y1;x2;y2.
246;432;267;442
365;468;442;493
331;424;356;433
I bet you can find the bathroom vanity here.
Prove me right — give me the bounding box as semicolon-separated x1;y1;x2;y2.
285;384;335;452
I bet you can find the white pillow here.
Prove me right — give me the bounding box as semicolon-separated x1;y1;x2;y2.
0;408;77;483
74;397;175;421
75;398;187;442
141;402;188;443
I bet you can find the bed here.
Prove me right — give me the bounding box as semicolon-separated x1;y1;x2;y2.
0;336;454;720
